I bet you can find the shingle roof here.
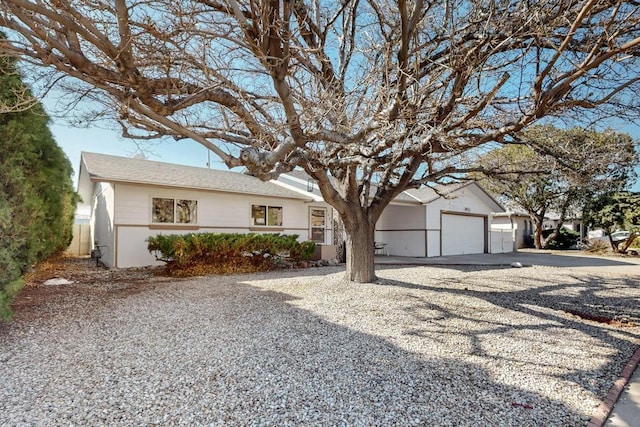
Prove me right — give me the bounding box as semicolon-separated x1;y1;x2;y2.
283;169;312;181
394;190;424;204
405;182;474;203
81;152;312;200
405;181;504;212
277;170;324;200
279;170;423;204
403;187;440;203
272;168;501;209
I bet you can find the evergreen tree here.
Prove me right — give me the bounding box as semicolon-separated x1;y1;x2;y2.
0;40;77;319
583;192;640;253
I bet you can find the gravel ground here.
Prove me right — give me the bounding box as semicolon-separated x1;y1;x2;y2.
1;262;639;427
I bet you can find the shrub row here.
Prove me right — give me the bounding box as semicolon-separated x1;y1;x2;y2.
147;233;316;276
1;45;77;320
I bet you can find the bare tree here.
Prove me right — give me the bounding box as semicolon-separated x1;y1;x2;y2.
1;0;639;281
0;32;39;113
477;126;638;249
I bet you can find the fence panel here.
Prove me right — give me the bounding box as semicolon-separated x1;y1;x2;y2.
66;224;91;256
489;228;514;254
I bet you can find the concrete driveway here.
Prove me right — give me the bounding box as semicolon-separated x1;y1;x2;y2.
376;249;640;276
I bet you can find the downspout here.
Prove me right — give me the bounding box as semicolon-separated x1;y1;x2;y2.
510;213;516;252
488;214;493;254
113;183;118;268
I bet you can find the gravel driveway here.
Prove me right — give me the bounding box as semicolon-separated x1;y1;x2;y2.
1;263;639;426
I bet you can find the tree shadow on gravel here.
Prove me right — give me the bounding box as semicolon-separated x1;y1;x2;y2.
1;276;591;427
374;266;640;406
8;263;346;322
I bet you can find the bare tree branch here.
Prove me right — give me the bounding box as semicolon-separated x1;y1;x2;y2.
2;0;639;280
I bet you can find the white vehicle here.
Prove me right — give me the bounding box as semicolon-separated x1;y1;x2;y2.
610;230;631;242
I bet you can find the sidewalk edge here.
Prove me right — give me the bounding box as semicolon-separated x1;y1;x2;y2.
587;347;640;427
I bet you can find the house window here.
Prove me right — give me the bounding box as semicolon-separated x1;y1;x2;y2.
310;207;326;243
252;205;283;227
152;198;197;224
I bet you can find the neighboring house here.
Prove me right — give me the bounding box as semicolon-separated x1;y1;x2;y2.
276;172;511;257
492;209;587;249
543;212;586;239
78;152;327;268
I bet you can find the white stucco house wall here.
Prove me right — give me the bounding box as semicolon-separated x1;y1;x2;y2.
77;152;335;268
276;171;511;258
377;182;509;257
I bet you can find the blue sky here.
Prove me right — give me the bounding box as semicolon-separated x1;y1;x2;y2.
44;99;640;193
50;120;222;178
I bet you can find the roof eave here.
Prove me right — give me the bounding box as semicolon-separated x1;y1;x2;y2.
88;176;313;201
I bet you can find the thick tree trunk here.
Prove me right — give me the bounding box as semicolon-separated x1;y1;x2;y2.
541;225;561;249
534;222;544;249
343;219;377;283
608;234;620;252
620;234;637;253
541;199;571;249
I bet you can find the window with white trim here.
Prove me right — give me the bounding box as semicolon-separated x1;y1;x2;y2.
310;207;326;243
152;198;197;224
251;205;283;227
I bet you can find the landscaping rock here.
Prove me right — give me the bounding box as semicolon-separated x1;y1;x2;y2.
2;258;638;426
43;278;74;286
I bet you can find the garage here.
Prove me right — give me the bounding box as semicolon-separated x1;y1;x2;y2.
441;212;486;256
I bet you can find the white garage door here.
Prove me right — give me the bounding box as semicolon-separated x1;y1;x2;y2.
441;214;485;256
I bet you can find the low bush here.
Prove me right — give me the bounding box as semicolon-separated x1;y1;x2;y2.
583;239;610;253
147;233;316;276
541;227;580;250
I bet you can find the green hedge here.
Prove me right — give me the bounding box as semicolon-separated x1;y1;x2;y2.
0;278;23;320
541;227;581;250
147;233;316;275
1;42;77;320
